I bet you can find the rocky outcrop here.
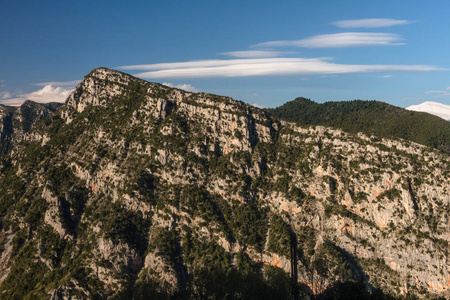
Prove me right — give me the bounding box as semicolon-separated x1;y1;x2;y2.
64;68;146;116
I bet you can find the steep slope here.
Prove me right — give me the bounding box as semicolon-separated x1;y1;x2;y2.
0;100;61;156
266;98;450;153
406;101;450;121
0;68;448;299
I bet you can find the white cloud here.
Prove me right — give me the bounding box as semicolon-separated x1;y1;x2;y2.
0;85;73;106
0;91;12;99
162;82;200;92
24;85;72;102
118;57;442;79
333;18;411;28
379;75;393;78
120;59;273;71
255;32;404;48
32;80;80;87
220;50;287;58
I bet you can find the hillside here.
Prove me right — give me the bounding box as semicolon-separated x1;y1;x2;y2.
266;98;450;153
0;68;448;299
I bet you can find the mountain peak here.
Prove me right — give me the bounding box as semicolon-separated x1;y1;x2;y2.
64;67;146;114
21;99;45;108
87;67;131;79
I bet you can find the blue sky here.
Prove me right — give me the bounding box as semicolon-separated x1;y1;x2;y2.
1;1;450;108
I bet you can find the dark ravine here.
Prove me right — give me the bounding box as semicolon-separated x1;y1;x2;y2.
0;68;448;299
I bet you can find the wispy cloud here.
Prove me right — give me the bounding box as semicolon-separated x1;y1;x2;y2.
426;90;450;98
0;91;12;99
1;85;73;106
254;32;404;48
220;50;288;58
119;57;441;79
32;80;80;87
162;82;200;92
333;18;411;28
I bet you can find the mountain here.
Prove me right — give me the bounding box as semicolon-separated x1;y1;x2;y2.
406;101;450;121
0;100;62;156
0;68;448;299
266;98;450;153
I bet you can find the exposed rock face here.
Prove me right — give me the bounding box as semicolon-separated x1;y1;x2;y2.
0;68;448;299
0;100;60;156
64;68;141;115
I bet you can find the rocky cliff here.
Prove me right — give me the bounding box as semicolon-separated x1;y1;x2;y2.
0;100;60;156
0;68;448;299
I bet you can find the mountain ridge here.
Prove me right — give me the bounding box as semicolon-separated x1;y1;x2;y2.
266;97;450;153
0;68;448;299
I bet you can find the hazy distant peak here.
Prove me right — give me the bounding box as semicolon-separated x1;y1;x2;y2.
406;101;450;121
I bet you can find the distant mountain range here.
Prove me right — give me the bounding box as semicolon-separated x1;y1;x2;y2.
266;98;450;153
406;101;450;121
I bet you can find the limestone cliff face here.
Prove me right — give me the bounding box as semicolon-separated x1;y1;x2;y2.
0;68;448;299
64;68;142;115
0;100;59;156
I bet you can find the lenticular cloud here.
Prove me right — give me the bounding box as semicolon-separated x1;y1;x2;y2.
333;18;411;28
118;57;442;79
254;32;404;48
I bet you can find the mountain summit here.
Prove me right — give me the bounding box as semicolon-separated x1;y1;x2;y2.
0;68;448;299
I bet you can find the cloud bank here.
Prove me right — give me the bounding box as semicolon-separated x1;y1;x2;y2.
255;32;404;48
333;18;411;28
24;85;72;102
1;85;73;106
118;57;441;79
